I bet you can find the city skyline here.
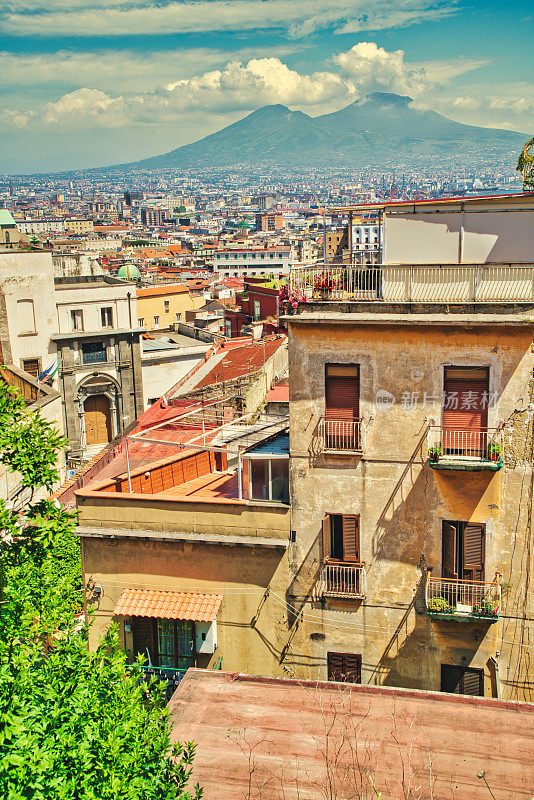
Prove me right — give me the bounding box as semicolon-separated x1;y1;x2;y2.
1;0;533;172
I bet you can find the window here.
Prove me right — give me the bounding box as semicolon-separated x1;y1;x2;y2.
17;299;35;334
82;341;106;365
324;364;360;449
442;367;489;453
248;458;289;504
176;312;181;321
322;514;360;563
100;307;113;328
442;521;485;581
153;316;159;327
327;652;362;683
164;300;170;312
70;309;84;332
225;319;232;338
21;358;40;378
132;618;195;669
441;664;483;696
138;318;144;327
253;300;261;321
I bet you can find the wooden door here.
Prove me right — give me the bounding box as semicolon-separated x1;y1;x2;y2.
442;522;458;578
443;367;489;455
84;394;112;446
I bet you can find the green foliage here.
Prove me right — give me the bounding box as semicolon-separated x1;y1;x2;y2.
427;596;452;613
0;382;202;800
174;206;187;214
517;137;534;189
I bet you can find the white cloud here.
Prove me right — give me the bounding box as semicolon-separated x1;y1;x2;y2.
0;0;456;38
0;43;499;133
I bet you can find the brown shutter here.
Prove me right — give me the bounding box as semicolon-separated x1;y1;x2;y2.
322;515;331;560
325;365;359;421
442;522;457;578
344;654;362;684
461;669;484;696
327;652;344;682
342;515;360;563
463;524;485;581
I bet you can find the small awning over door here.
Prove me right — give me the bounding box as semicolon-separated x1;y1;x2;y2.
113;589;222;622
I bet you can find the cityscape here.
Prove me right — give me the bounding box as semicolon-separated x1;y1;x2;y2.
0;0;534;798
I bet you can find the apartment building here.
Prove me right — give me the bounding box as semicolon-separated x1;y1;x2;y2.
17;218;66;235
54;275;144;460
285;193;534;700
255;212;283;231
136;284;204;330
141;208;169;227
65;219;94;235
214;247;291;278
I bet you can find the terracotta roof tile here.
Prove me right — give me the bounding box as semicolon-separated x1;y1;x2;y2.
113;589;222;622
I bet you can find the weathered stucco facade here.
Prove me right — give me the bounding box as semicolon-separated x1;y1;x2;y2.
285;306;534;700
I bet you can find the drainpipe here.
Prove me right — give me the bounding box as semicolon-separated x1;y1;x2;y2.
127;291;139;420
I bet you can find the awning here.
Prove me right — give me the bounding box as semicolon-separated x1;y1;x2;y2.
113;589;222;622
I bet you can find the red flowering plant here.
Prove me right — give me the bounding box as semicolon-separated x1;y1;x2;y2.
278;284;304;310
313;271;337;292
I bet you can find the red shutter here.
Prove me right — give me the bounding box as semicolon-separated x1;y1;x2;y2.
325;366;359;421
463;524;485;581
442;522;457;578
342;516;360;563
322;516;331;560
443;368;489;453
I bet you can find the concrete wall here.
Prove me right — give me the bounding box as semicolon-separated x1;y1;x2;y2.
55;283;136;333
81;532;291;676
287;316;534;700
137;289;204;330
53;252;104;278
384;209;534;264
141;346;208;407
0;251;57;372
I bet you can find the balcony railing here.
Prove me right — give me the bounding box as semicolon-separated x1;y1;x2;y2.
426;575;501;620
318;417;364;454
127;664;187;703
428;426;503;468
319;562;366;599
289;263;534;303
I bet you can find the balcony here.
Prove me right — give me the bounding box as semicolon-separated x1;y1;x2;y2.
318;417;364;455
425;575;501;622
427;427;503;471
319;562;366;600
289;263;534;303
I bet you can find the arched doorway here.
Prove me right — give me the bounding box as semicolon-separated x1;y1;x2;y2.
84;394;112;446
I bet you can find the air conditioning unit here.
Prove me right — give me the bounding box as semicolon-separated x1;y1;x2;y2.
195;620;217;654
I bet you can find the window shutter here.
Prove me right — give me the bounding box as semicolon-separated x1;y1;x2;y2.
322;516;331;560
461;669;484;696
132;617;155;663
442;522;457;578
344;654;362;683
327;652;344;682
325;365;359;421
463;525;485;581
342;516;360;563
442;368;489;444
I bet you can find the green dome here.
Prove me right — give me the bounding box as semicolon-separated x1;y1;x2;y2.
117;263;141;280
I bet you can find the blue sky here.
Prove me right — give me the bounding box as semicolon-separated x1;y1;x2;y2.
0;0;533;172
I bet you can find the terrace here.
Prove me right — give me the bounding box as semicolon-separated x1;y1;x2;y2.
289;261;534;304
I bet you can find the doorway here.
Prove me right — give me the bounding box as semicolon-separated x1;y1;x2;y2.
84;394;112;446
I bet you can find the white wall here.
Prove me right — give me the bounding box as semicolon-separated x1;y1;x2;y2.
55;284;137;333
384;209;534;265
0;251;57;370
140;346;208;408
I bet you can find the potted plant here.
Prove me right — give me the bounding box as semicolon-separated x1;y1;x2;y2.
427;596;452;613
473;599;498;617
487;442;502;462
428;445;443;462
313;271;336;299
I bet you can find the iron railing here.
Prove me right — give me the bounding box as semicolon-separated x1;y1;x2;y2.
426;575;501;618
127;664;187;702
319;562;366;599
289;263;534;303
428;426;503;463
318;417;364;453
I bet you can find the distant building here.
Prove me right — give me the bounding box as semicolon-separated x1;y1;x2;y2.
258;195;274;211
141;208;169;227
64;219;94;235
214;247;292;278
136;284;204;330
255;212;283;232
0;210;21;248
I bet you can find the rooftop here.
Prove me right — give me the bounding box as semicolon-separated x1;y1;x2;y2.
168;670;534;800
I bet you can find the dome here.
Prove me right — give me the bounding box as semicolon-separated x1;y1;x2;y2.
117;263;141;280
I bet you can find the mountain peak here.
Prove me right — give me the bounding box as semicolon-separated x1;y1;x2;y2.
364;92;413;106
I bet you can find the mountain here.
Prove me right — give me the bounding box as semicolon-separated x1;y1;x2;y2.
111;93;527;171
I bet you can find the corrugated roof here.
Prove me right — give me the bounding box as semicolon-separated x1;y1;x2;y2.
113;588;222;621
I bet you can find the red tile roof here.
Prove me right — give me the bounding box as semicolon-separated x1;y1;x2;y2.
113;589;222;621
137;283;188;298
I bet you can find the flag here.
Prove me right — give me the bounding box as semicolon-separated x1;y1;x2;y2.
38;360;58;382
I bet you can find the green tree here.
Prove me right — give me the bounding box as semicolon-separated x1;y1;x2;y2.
517;137;534;190
0;384;201;800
